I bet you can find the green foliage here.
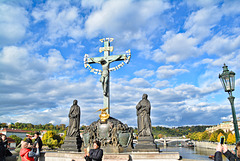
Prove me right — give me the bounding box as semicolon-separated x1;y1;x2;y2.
208;129;226;142
42;131;63;149
151;125;211;138
201;131;210;141
187;129;230;143
9;135;22;145
0;122;70;133
209;132;218;142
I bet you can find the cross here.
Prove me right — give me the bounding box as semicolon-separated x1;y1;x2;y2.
85;38;129;114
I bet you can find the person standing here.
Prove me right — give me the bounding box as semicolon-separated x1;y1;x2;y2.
20;142;39;161
1;134;9;160
0;137;6;161
33;132;42;161
84;140;103;161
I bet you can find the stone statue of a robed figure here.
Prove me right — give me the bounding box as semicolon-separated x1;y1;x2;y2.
136;94;153;137
134;94;158;152
67;100;80;137
61;100;82;152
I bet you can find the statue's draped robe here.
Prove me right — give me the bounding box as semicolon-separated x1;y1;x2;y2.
136;98;152;137
67;104;80;137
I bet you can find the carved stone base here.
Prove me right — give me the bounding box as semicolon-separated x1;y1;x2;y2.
60;136;82;152
133;136;159;152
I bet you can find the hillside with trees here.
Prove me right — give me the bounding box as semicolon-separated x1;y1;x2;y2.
3;122;235;148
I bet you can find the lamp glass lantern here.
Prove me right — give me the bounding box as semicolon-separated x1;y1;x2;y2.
219;64;235;94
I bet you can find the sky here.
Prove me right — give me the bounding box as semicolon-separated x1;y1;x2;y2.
1;0;240;128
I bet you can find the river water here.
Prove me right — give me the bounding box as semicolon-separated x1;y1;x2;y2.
161;146;228;161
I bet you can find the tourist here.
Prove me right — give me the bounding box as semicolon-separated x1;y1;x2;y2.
33;132;42;161
26;135;32;144
20;142;39;161
214;142;240;161
84;140;103;161
0;137;6;161
33;132;42;151
15;141;24;161
1;135;8;149
1;134;12;158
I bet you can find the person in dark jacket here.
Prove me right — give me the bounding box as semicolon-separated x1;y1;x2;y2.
33;132;42;161
0;137;6;161
34;132;42;151
214;142;240;161
84;140;103;161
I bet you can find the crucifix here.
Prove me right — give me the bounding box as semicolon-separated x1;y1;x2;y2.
84;38;131;114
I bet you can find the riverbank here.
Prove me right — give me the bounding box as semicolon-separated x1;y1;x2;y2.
194;141;235;150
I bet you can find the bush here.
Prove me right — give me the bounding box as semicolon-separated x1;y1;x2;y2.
42;131;63;149
9;135;22;145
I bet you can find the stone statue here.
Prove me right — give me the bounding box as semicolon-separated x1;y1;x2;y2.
67;100;80;137
84;38;131;114
90;56;121;96
136;94;153;137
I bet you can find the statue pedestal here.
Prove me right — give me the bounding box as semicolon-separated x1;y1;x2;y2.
82;117;134;154
60;136;82;152
133;136;159;152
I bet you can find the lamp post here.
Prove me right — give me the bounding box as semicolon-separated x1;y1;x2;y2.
219;63;239;143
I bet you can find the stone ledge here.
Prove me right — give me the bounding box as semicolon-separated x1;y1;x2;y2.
131;152;180;159
44;151;180;161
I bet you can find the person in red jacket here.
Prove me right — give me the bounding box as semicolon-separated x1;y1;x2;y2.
20;142;39;161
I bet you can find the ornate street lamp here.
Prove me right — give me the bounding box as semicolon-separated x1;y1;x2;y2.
219;63;239;143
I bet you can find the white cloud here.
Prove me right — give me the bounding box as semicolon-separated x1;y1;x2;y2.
32;1;83;41
185;0;220;8
85;0;170;38
156;65;189;79
129;78;152;88
81;0;105;9
152;31;201;63
84;0;170;55
0;3;29;46
202;35;240;56
1;0;240;127
184;6;222;40
154;80;169;88
221;0;240;16
134;69;154;78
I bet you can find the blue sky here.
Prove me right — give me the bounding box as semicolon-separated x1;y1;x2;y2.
1;0;240;127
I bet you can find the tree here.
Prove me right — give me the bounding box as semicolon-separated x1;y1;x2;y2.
158;134;163;139
201;131;210;141
9;135;22;145
209;132;218;142
227;132;236;144
42;131;63;149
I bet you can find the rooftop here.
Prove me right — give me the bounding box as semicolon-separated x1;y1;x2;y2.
0;128;32;133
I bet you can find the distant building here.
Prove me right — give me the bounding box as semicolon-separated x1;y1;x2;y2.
0;128;32;139
206;121;240;133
